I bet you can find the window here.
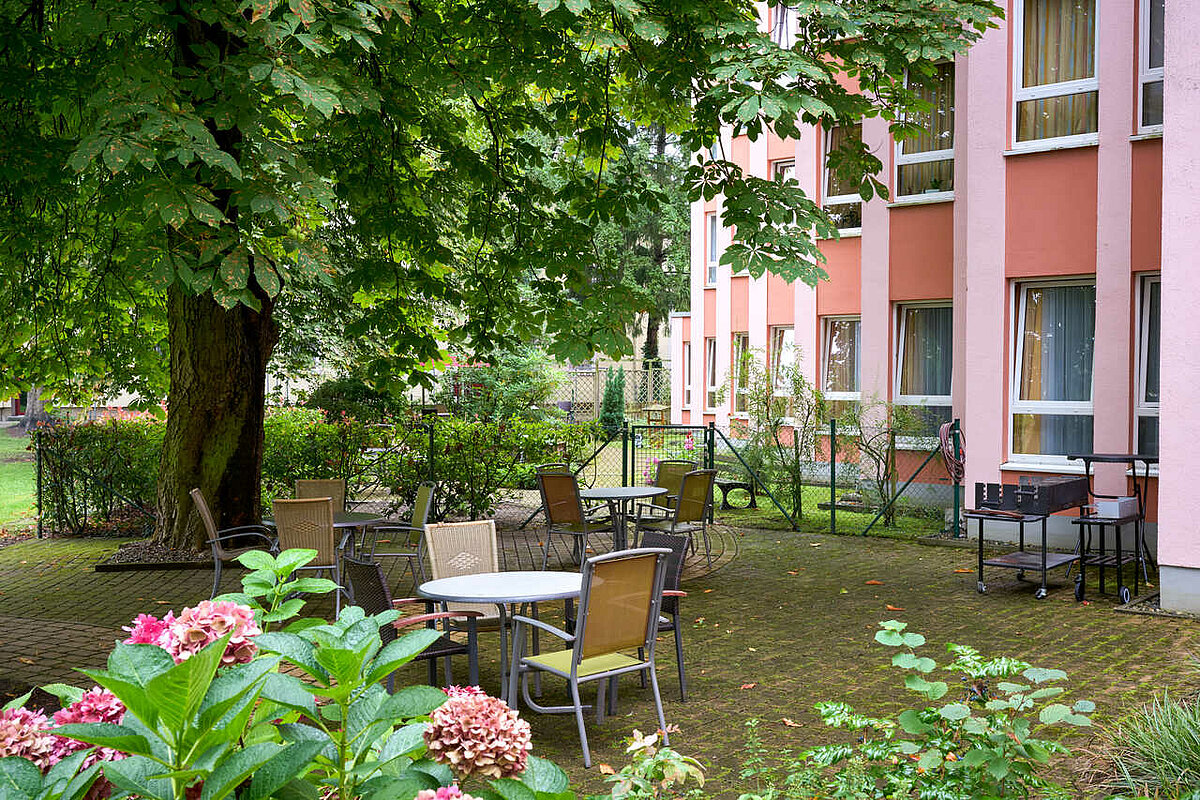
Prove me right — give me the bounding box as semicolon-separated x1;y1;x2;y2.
705;212;720;284
896;63;955;198
770;326;795;394
772;159;795;183
895;305;953;435
705;337;718;409
770;2;793;49
823;123;863;232
732;333;750;414
822;317;860;418
1136;275;1160;455
1011;282;1095;459
1140;0;1164;131
682;342;693;408
1013;0;1098;146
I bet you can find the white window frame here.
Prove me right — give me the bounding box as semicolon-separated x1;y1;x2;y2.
893;302;953;407
1008;278;1096;465
1139;0;1164;134
894;66;955;201
1135;274;1161;451
731;333;750;416
770;2;793;49
682;341;693;408
821;316;861;403
704;337;718;410
822;126;862;237
1011;0;1100;152
770;325;796;396
705;211;720;285
771;159;795;183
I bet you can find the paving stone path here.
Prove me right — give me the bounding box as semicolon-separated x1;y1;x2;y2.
0;529;1195;797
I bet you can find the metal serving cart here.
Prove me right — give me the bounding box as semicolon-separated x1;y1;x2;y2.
966;476;1090;599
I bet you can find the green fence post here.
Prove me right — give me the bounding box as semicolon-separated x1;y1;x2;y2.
621;422;629;487
36;427;43;539
706;422;715;471
829;418;836;537
952;418;962;537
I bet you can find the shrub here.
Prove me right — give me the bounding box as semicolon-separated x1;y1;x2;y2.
260;406;380;507
599;367;626;433
303;376;411;422
1091;688;1200;797
435;347;566;422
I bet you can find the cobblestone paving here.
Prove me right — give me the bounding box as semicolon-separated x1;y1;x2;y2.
0;530;1195;798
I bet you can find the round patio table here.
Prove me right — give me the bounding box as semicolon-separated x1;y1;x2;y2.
419;571;583;700
580;486;667;549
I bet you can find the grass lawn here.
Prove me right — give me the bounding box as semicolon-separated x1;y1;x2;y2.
0;428;36;528
718;483;947;539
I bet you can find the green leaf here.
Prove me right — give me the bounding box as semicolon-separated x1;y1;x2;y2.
490;778;536;800
258;633;328;679
378;722;427;765
1;690;32;712
244;741;325;800
68;136;107;172
900;632;926;648
249;62;273;82
377;685;448;721
41;684;85;707
874;629;904;647
365;628;443;685
1023;667;1067;684
897;709;932;735
102;140;133;173
219;247;251;290
275;549;319;574
51;723;155;759
519;756;569;793
938;702;970;721
237;550;278;571
0;756;43;799
145;633;229;732
1073;700;1096;713
1038;703;1071;725
98;755;171;800
201;742;284;800
199;657;278;729
106;643;176;686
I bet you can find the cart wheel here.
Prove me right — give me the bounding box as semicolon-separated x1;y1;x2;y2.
977;581;987;594
1119;586;1132;605
1034;587;1048;600
1016;570;1026;582
1074;578;1085;602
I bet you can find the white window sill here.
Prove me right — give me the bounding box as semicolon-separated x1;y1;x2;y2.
1004;134;1099;157
730;413;749;420
1000;461;1087;475
888;192;954;208
1131;130;1162;142
819;228;862;241
703;283;716;289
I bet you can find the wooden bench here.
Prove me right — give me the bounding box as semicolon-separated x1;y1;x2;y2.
712;454;757;510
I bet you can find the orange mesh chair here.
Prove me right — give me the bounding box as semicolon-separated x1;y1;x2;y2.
506;548;672;768
273;497;351;614
192;488;275;600
634;469;717;566
635;459;697;530
295;478;346;512
537;472;614;569
365;481;436;583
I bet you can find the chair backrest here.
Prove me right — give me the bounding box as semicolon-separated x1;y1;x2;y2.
343;556;397;645
190;488;219;541
272;497;337;566
411;482;436;528
635;531;687;614
575;549;668;662
537;462;571;474
295;479;346;512
674;470;716;524
423;520;500;618
537;472;585;526
652;460;696;507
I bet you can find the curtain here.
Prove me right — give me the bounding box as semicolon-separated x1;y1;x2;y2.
899;306;952;396
771;327;795;392
824;320;859;393
825;123;862;198
903;64;955;156
1017;0;1097;141
1144;280;1160;404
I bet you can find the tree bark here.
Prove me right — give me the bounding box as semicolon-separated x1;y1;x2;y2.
17;385;48;433
153;287;278;549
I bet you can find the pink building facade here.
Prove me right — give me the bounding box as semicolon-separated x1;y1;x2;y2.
669;0;1200;611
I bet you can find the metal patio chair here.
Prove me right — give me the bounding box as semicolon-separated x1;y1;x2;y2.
272;497;351;615
343;556;479;690
635;530;689;701
191;488;275;600
506;547;672;768
364;481;436;584
537;472;614;569
634;469;717;566
634;459;697;531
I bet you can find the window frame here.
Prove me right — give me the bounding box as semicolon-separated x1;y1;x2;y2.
1139;0;1164;133
731;333;750;416
769;2;793;49
682;341;693;408
704;337;718;410
705;211;720;285
820;316;862;402
894;64;955;201
1011;0;1101;151
1008;278;1097;464
1135;274;1161;453
770;325;796;397
822;124;863;237
893;301;953;407
771;158;795;183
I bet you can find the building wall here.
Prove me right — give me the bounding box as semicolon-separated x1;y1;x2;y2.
673;0;1195;603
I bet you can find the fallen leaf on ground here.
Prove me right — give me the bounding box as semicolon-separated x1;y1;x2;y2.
782;718;802;728
787;570;797;575
703;589;713;593
886;605;905;611
156;600;170;605
954;568;974;573
865;580;884;585
810;543;822;547
18;657;34;664
597;764;615;775
839;588;848;594
740;683;757;690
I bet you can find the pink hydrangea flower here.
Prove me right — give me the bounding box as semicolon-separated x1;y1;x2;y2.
423;693;532;779
442;686;486;698
50;688;127;767
416;787;477;800
165;601;261;665
122;612;174;647
0;706;57;769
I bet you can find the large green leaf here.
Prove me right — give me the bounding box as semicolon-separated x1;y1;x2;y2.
199;742;283;800
261;672;320;718
244;741;325;800
256;632;329;680
145;633;230;732
376;685;448;722
105;644;177;687
51;723;155;759
0;756;42;799
365;629;443;685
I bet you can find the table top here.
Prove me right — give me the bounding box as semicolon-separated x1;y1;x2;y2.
580;486;668;501
1067;453;1159;465
264;511;387;529
418;571;583;604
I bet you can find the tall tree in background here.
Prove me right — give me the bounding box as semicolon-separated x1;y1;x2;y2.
0;0;1000;548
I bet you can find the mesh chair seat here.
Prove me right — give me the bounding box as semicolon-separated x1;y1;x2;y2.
537;472;616;568
524;650;642;679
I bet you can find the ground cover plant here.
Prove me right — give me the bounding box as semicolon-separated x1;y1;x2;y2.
1090;685;1200;798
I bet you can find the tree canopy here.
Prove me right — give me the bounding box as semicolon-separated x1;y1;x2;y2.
0;0;1000;545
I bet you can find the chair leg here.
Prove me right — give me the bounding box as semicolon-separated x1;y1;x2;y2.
673;616;687;701
506;619;525;709
211;560;222;600
443;654;453;687
570;680;592;769
427;657;438;687
638;647;647;688
648;666;668;746
541;535;552;571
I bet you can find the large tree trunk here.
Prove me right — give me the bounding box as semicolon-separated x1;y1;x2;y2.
17;385;48;433
153;287;278;550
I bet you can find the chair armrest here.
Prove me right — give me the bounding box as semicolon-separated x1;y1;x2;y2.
208;530;274;547
394;612;479;629
214;524;275;537
511;614;574;644
662;590;686;598
393;599;483;619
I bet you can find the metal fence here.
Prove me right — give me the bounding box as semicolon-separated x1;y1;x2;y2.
544;367;672;423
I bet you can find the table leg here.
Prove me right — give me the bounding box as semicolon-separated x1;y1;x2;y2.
1035;517;1048;599
976;518;986;594
496;603;510;702
1075;523;1087;602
